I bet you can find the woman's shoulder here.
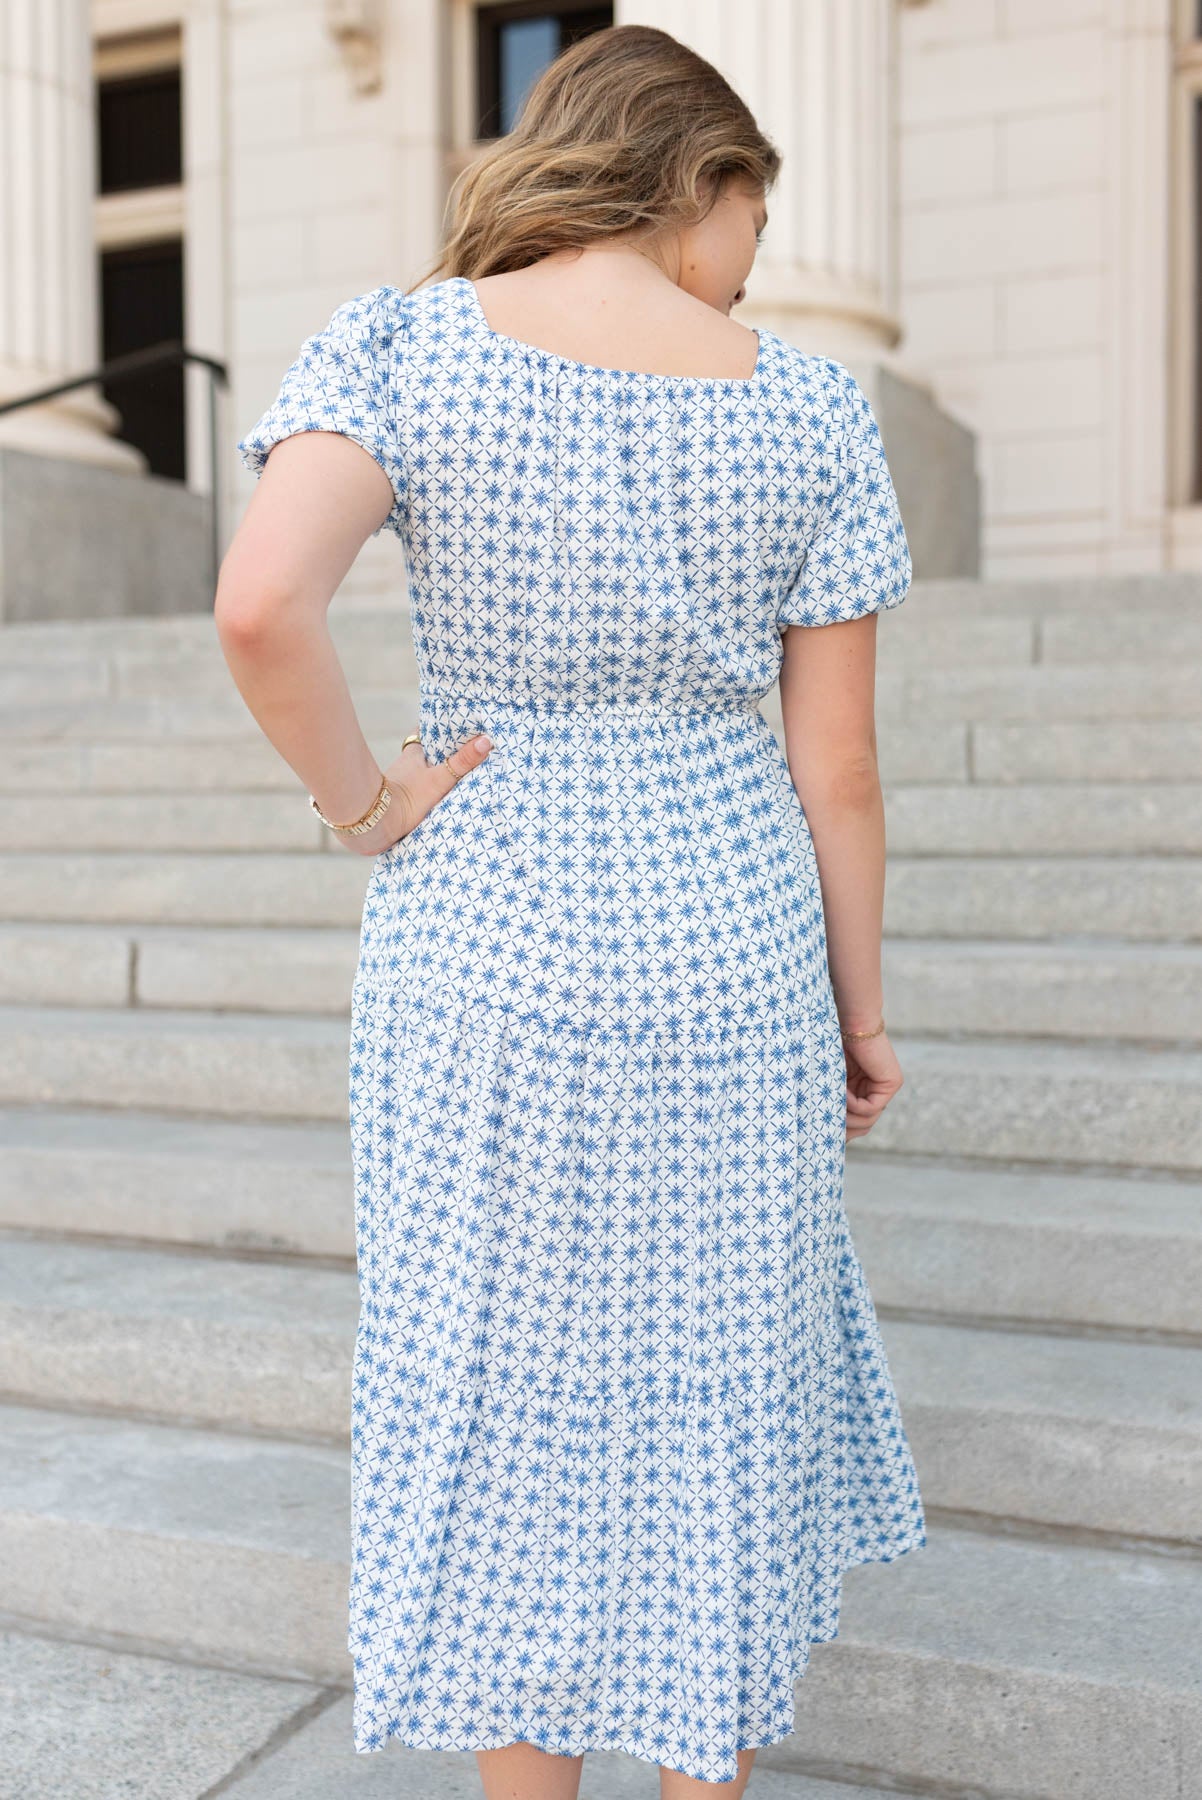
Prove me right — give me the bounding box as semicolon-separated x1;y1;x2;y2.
325;282;412;346
766;335;870;423
269;284;414;388
284;280;469;390
363;276;474;359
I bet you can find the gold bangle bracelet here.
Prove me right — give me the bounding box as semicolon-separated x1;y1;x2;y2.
309;771;392;835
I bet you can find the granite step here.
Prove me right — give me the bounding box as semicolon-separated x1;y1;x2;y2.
873;661;1202;723
0;1104;354;1256
753;1524;1202;1800
0;922;362;1014
0;1400;348;1683
0;610;421;704
0;1235;357;1441
0;1625;867;1799
2;665;1200;751
1037;610;1202;666
6;597;1201;692
4;777;1198;853
969;717;1202;783
217;1692;892;1799
881;781;1202;855
3;923;1199;1040
905;571;1202;615
1;1008;1198;1171
846;1156;1202;1337
0;1400;1196;1800
0;1625;328;1800
0;790;329;851
0;689;423;744
2;576;1198;673
854;1033;1202;1174
0;1002;350;1124
0;717;970;788
0;735;341;792
879;936;1202;1042
884;855;1202;942
884;1316;1202;1544
0;849;1195;942
0;850;371;929
1;1234;1197;1544
3;1108;1198;1338
0;644;408;708
2;714;1199;800
5;717;1198;789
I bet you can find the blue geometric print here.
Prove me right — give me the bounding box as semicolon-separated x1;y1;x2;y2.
237;275;925;1785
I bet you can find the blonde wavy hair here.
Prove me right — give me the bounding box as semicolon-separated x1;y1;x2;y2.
410;24;781;290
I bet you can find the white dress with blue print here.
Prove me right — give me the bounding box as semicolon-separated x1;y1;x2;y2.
237;274;926;1786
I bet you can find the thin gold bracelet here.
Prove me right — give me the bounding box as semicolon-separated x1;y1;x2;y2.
840;1017;886;1041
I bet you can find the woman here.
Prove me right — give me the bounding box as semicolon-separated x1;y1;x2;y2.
220;23;925;1799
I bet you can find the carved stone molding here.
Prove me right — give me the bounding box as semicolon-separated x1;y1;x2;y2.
325;0;383;95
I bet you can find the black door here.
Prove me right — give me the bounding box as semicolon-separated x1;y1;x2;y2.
100;238;186;480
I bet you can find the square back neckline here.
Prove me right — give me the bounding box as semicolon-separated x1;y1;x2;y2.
454;275;766;389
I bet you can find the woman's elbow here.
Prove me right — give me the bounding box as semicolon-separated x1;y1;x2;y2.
213;545;289;645
798;751;883;812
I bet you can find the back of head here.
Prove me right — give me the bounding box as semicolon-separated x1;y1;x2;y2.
413;24;782;288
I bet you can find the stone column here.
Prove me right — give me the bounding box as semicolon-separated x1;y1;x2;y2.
0;0;141;468
637;0;902;360
757;0;902;361
629;0;979;575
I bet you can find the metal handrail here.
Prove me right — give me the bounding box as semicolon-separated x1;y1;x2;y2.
0;341;229;597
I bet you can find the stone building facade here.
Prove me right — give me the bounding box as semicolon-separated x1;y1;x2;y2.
0;0;1197;607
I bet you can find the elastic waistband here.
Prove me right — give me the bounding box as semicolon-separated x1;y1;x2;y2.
418;685;764;715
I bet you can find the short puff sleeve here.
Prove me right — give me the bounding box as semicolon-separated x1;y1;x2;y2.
236;285;408;539
778;356;911;627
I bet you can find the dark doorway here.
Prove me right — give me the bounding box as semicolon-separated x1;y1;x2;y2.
100;238;186;479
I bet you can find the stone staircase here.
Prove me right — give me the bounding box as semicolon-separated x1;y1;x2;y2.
0;576;1199;1799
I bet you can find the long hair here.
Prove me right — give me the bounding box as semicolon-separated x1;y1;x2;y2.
410;24;781;289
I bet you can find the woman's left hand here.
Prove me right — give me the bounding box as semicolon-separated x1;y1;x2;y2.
337;732;493;855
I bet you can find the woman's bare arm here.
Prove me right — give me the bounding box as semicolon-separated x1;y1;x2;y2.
778;611;901;1135
214;430;490;853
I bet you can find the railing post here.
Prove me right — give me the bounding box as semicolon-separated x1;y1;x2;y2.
208;368;220;602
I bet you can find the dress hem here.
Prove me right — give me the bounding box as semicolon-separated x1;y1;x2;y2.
348;1523;929;1786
